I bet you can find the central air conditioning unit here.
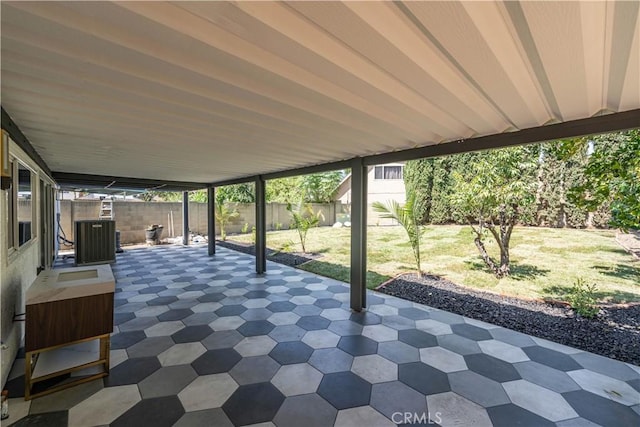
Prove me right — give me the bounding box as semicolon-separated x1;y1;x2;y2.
74;220;116;266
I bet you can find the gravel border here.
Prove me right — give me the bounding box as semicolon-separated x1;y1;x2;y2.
216;239;320;267
379;274;640;365
220;239;639;365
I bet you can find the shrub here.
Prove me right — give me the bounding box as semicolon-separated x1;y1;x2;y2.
567;278;599;318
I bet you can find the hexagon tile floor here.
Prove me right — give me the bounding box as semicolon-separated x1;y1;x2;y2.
3;245;639;427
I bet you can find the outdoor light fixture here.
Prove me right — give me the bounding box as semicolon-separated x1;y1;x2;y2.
1;130;11;190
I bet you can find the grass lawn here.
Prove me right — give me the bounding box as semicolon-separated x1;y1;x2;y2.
230;225;640;303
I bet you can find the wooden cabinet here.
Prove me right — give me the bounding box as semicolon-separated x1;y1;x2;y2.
25;265;115;400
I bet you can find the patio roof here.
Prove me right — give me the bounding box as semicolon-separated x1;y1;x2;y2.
1;1;639;186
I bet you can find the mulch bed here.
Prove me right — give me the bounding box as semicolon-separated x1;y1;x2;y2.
219;239;639;365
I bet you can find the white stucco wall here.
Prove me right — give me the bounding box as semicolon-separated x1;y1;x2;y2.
336;164;406;225
0;138;52;387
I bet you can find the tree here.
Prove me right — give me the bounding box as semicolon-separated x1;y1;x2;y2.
286;201;322;253
372;192;424;276
450;147;537;278
567;130;640;231
215;200;239;241
216;183;255;204
299;171;345;203
403;159;434;224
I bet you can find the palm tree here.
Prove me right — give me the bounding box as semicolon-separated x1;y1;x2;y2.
372;192;424;276
215;201;239;241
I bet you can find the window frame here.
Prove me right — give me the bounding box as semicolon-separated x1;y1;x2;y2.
373;165;404;180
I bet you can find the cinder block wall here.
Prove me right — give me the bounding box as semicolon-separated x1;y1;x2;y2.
58;200;341;245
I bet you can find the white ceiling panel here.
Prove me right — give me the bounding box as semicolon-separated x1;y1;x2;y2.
1;1;638;185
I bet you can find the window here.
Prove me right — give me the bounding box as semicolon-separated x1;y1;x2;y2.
7;160;14;250
374;165;403;180
17;162;33;246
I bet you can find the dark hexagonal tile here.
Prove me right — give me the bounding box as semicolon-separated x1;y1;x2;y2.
317;371;372;410
302;277;322;284
173;276;197;282
215;305;247;317
522;346;582;372
267;301;297;313
287;288;312;296
114;312;136;326
464;353;521;383
138;285;166;294
328;320;363;336
398;362;450;395
197;293;226;303
293;304;323;317
327;285;349;294
148;296;179;306
269;341;314;365
350;312;381;325
202;330;245;350
158;309;194;322
398;307;431;320
563;390;640;427
104;356;161;386
171;325;213;343
266;279;287;286
337;335;378;356
245;290;270;299
111;330;147;350
314;299;342;309
398;329;438;348
222;383;285;426
451;323;493;341
297;315;331;331
191;348;242;375
184;283;209;291
487;404;555;427
237;320;276;337
111;395;185;427
132;277;160;284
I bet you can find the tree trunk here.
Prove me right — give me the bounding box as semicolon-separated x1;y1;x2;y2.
473;234;501;276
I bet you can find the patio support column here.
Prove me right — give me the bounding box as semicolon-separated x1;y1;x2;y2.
255;176;267;274
208;187;215;256
182;191;189;246
350;157;367;311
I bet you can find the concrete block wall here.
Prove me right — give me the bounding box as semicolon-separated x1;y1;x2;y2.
59;200;342;245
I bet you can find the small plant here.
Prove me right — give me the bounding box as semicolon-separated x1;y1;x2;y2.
250;226;256;245
215;201;239;241
372;192;424;276
287;201;322;253
241;223;249;234
275;222;283;231
567;278;599;318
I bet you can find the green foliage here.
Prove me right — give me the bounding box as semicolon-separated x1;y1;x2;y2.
403;159;434;224
216;184;255;204
449;147;537;277
299;171;344;203
215;201;239;241
241;223;249;234
567;130;640;231
286;201;322;253
372;192;424;275
534;143;588;228
567;278;599;318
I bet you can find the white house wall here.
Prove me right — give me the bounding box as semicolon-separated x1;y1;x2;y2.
337;164;406;225
0;137;52;387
